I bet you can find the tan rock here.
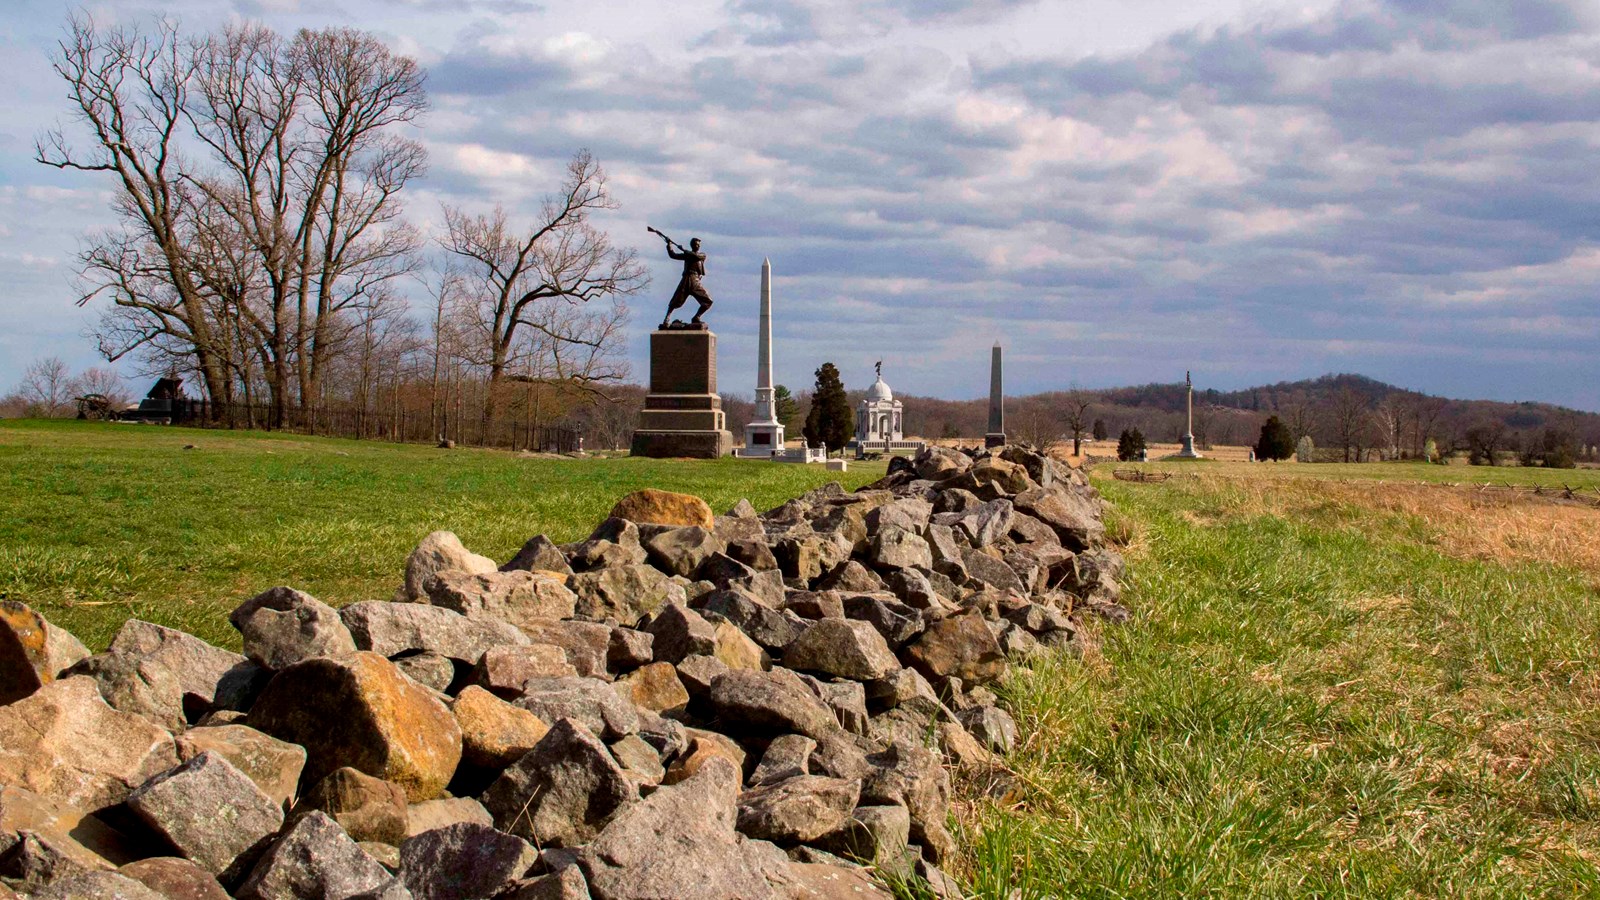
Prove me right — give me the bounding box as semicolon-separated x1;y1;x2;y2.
248;652;462;802
663;729;746;786
0;785;135;870
0;676;178;813
400;530;497;602
713;620;767;671
293;767;409;846
614;662;690;715
608;489;715;529
451;685;550;769
405;797;493;838
970;457;1033;494
175;724;306;811
119;857;230;900
424;569;578;630
904;612;1007;684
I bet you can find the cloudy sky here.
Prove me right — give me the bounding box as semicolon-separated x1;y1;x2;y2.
2;0;1597;410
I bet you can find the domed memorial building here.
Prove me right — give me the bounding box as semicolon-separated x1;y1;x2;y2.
850;363;924;459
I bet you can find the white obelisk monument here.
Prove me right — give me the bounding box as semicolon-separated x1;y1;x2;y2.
1177;369;1202;458
740;258;784;456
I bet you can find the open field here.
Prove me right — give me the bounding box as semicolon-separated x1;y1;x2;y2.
0;419;886;650
962;468;1600;898
1116;456;1600;491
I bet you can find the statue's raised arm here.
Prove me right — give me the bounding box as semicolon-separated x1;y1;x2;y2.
653;228;713;329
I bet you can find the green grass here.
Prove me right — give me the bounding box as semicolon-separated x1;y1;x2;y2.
964;471;1600;898
0;419;884;650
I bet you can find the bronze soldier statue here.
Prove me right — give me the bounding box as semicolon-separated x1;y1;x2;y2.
649;227;713;328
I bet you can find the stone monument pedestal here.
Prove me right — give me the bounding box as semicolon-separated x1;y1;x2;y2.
630;327;734;459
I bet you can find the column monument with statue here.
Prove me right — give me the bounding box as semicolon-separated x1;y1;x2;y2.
629;228;734;459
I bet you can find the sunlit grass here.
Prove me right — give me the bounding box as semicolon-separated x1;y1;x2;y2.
0;418;884;649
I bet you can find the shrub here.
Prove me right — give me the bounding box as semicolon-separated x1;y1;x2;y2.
1117;427;1146;462
1255;416;1295;461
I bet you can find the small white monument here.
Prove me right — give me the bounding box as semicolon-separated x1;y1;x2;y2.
851;362;924;459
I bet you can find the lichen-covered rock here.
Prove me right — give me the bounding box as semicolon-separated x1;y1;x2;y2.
577;758;772;900
401;532;497;603
451;686;550;770
868;527;932;571
569;565;686;623
235;810;391;900
696;589;803;652
0;676;178;813
230;588;359;671
399;822;539;900
781;619;899;682
294;767;410;847
480;719;636;847
904;612;1006;685
614;662;689;716
248;653;462;802
0;601;86;705
609;489;715;529
175;725;306;812
341;601;528;666
392;651;456;694
956;705;1017;754
125;751;285;881
26;869;168;900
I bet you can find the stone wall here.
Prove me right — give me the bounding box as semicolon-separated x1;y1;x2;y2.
0;444;1126;899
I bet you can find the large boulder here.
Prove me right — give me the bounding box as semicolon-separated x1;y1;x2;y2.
577;758;773;900
125;751;285;882
235;810;391;900
400;531;497;603
341;601;528;666
451;686;550;770
608;489;715;529
67;619;254;732
230;588;359;671
0;676;178;812
480;719;636;847
423;570;577;630
781;619;899;682
1013;487;1104;550
175;725;306;812
399;822;538;900
248;653;463;802
0;601;87;705
904;612;1006;685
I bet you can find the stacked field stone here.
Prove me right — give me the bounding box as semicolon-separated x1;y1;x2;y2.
0;444;1126;900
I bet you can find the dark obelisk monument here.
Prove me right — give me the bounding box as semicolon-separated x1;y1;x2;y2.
630;228;734;458
985;341;1006;449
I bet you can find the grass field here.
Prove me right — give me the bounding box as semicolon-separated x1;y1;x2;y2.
0;419;885;650
962;469;1600;898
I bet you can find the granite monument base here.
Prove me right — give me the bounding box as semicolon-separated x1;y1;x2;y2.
629;327;734;459
985;433;1007;449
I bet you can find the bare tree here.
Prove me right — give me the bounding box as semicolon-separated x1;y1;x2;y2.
19;358;74;416
1371;396;1405;460
441;150;645;431
1062;389;1093;455
1329;386;1368;463
68;367;129;409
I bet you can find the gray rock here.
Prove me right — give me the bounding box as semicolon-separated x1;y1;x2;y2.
781;619;899;682
805;731;872;782
294;767;409;847
126;751;284;881
724;538;778;572
341;601;528;665
773;537;823;584
694;589;803;651
816;561;885;594
1008;511;1061;547
642;603;717;664
230;588;358;671
816;804;910;867
781;591;844;620
577;758;773;900
1013;487;1104;551
605;628;653;672
750;735;817;786
349;879;415;900
641;526;726;579
997;621;1041;658
706;669;838;740
392;652;456;694
885;569;946;613
932;487;981;514
500;535;575;579
841;594;925;647
633;710;689;760
674;654;729;697
913;447;970;482
405;798;492;839
735;775;859;844
515;621;611;680
923;524;968;581
471;644;579;697
1001;600;1072;634
959;547;1025;594
801;676;869;735
728;498;759;519
480;719;636;847
865;667;942;716
868;527;932;571
401;532;497;602
69;619;249;731
399;823;538;900
516;677;638;741
865;499;933;534
859;743;953;863
235;810;391;900
953;499;1014;548
956;705;1018;754
423;570;578;630
569;565;685;623
175;725;306;812
608;734;665;788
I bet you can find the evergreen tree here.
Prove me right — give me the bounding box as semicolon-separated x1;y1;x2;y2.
802;363;852;454
1255;415;1296;461
772;385;798;429
1092;418;1108;441
1296;434;1316;463
1116;427;1146;462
